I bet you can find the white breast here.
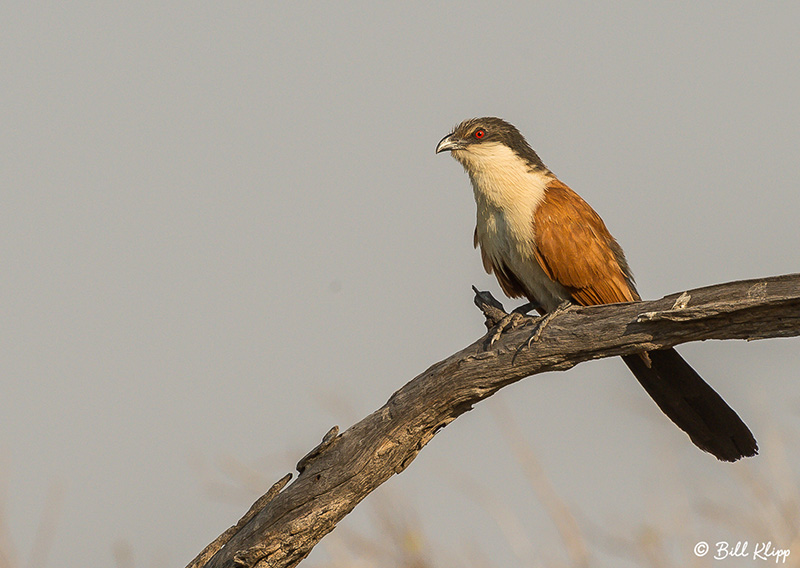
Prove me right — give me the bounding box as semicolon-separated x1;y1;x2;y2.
454;142;572;311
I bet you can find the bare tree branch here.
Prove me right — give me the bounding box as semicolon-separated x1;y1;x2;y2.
193;273;800;568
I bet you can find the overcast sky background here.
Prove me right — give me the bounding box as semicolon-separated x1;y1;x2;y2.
2;3;799;567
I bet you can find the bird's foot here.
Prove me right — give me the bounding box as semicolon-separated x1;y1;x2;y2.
488;312;525;346
487;302;540;347
525;300;572;348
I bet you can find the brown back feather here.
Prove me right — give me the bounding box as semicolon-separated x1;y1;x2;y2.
533;179;639;306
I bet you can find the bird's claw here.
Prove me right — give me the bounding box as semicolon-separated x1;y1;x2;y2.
488;312;526;346
525;300;572;347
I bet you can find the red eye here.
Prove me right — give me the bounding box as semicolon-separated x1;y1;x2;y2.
474;129;485;139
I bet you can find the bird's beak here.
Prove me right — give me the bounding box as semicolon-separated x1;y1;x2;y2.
436;133;463;154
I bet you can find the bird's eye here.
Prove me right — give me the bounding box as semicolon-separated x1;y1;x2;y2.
474;129;486;139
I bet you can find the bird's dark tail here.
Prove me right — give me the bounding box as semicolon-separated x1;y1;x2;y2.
622;348;757;462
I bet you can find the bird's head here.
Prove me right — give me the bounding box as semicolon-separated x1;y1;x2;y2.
436;117;548;174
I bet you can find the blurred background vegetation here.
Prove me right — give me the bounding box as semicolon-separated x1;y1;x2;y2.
3;402;796;568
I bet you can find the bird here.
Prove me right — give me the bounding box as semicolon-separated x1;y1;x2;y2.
436;116;758;462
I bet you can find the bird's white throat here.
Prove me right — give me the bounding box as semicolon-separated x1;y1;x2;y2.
454;141;551;253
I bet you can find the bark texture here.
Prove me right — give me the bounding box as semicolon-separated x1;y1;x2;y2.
192;273;800;568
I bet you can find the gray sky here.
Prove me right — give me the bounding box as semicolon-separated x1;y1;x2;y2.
2;3;799;567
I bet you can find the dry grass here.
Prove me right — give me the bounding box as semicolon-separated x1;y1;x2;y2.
2;414;798;567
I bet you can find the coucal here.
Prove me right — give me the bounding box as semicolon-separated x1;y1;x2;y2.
436;116;757;462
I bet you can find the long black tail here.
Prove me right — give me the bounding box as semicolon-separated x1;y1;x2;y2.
623;348;757;462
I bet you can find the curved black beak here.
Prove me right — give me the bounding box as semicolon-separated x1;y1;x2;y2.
436;133;463;153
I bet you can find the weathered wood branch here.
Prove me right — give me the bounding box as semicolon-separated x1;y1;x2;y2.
193;273;800;568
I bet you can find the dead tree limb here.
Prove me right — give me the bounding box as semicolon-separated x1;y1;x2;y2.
193;273;800;568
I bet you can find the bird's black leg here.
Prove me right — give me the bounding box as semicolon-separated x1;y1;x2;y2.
488;301;541;346
512;301;540;315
